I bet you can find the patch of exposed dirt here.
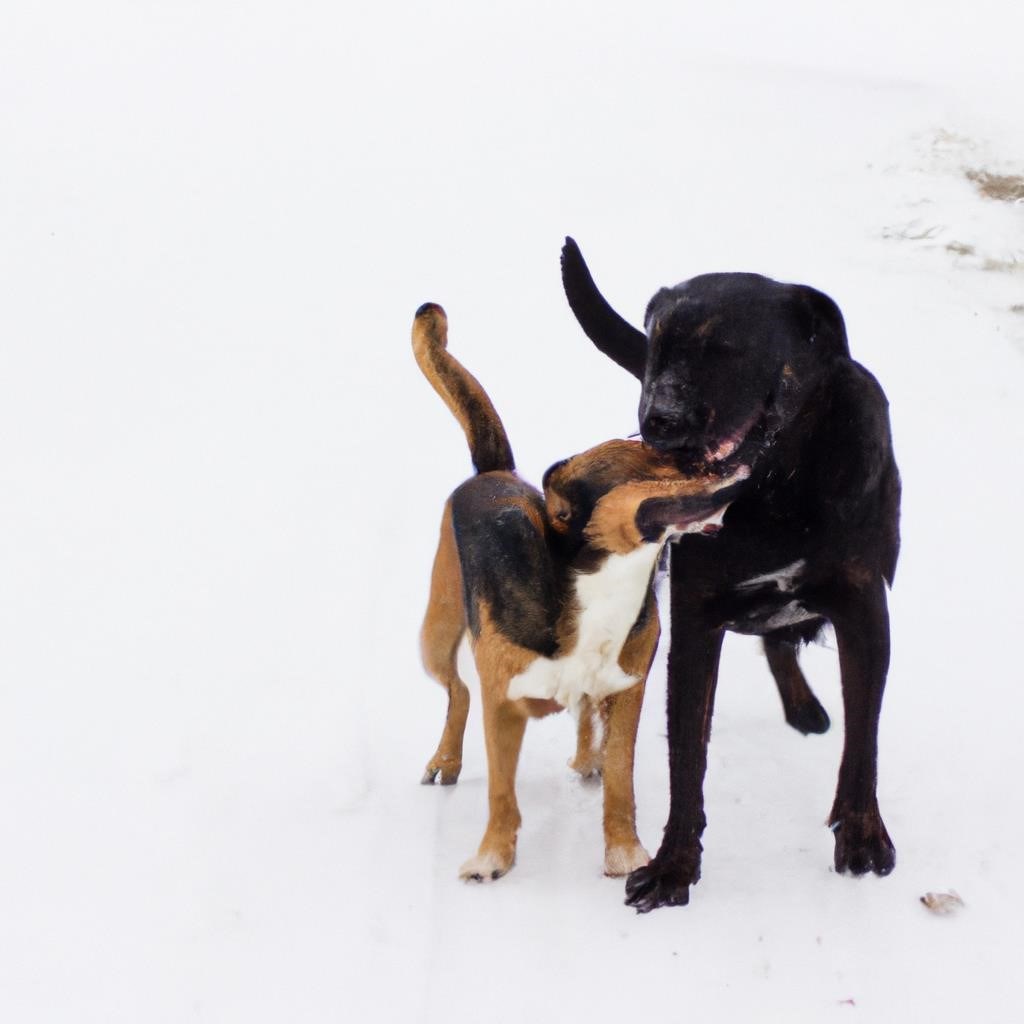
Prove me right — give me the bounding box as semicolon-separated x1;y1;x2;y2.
981;257;1022;274
966;169;1024;203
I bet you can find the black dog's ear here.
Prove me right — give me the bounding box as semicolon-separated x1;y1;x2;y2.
796;286;850;360
561;237;647;380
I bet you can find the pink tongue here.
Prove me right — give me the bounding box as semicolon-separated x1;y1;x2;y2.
706;411;759;462
708;435;741;462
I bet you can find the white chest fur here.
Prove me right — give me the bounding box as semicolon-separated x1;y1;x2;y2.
736;558;806;593
734;558;818;629
506;544;663;712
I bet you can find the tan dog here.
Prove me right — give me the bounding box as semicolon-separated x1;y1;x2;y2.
413;303;746;881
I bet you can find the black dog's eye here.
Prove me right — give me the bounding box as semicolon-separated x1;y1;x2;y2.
556;510;570;521
704;340;739;357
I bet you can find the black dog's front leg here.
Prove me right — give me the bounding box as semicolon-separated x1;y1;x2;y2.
825;577;895;876
625;597;724;912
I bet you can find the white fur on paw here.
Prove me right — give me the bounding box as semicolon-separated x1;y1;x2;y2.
459;850;512;882
604;843;650;877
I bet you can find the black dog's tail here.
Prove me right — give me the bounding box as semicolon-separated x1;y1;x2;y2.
412;303;515;475
561;237;648;380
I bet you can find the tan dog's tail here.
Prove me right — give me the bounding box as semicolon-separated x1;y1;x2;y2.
413;303;515;474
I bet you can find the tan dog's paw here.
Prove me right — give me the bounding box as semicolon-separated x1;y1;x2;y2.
568;752;603;780
459;848;514;882
421;754;462;786
604;842;650;877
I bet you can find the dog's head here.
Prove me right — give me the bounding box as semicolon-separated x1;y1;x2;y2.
561;238;850;474
543;439;748;555
543;440;662;549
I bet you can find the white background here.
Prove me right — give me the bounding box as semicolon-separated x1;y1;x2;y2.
2;3;1022;1021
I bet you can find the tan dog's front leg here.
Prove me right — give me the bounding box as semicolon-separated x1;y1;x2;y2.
460;689;528;882
600;683;650;876
601;600;658;876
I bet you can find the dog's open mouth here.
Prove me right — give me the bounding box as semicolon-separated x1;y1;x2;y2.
675;406;767;476
705;408;764;465
647;399;780;477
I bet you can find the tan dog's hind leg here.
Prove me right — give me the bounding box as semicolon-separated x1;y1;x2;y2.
601;599;659;876
460;609;538;881
460;689;529;881
420;503;471;786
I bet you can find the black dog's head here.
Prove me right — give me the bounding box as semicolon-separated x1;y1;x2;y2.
561;238;850;474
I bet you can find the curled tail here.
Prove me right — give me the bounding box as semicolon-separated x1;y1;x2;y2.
412;303;515;474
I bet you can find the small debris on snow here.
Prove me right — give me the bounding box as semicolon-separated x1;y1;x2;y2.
946;241;976;256
920;889;965;915
966;168;1024;203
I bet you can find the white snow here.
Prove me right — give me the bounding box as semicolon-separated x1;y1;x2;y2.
2;3;1023;1022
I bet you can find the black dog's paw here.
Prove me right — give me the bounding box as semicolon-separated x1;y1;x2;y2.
831;812;895;876
624;859;696;913
786;697;831;735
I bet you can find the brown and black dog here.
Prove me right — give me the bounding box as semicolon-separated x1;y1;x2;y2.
413;302;746;882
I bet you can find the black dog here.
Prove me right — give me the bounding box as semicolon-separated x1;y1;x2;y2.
561;238;901;912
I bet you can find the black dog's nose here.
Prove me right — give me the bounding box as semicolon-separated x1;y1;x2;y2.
641;401;712;442
642;411;675;441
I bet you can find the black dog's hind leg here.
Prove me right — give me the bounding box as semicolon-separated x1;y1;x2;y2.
763;636;831;735
825;577;895;875
625;593;724;912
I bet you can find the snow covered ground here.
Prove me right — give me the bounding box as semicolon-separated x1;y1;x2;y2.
2;3;1022;1021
